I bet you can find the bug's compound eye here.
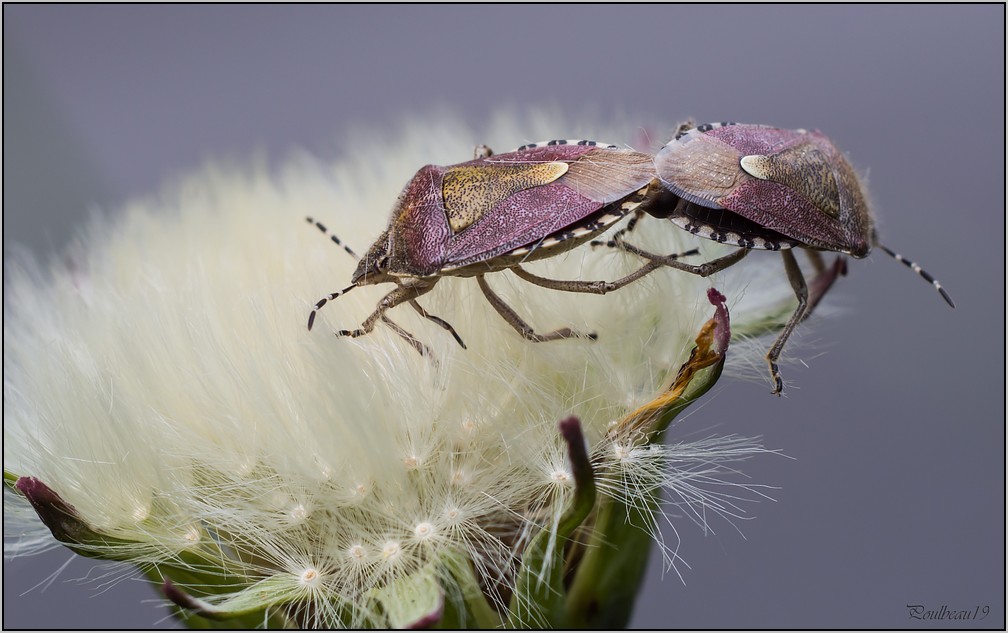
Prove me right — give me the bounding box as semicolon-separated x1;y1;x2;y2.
375;255;390;272
673;120;696;138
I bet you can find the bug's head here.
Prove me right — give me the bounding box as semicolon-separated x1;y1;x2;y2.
808;131;874;258
351;229;395;286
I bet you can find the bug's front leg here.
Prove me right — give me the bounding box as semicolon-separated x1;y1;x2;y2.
408;299;466;349
476;274;597;343
337;279;437;339
766;249;809;395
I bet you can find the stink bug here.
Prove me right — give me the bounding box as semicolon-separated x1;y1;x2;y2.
308;140;678;347
609;122;954;395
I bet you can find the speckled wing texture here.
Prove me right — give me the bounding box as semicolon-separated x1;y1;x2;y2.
444;143;654;268
655;125;754;209
657;123;870;254
442;162;569;233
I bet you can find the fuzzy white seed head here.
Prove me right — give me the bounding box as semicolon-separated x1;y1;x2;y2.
449;468;473;488
381;540;402;561
3;110;795;628
413;521;435;541
550;469;573;487
183;525;202;544
443;507;463;525
347;544;368;562
290;504;309;523
300;567;322;588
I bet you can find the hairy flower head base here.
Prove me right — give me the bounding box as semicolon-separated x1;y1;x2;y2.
4;113;800;628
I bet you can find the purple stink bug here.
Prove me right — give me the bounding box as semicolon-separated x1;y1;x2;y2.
609;122;954;394
308;141;679;348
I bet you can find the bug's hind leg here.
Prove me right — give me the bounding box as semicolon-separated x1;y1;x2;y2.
765;249;810;396
476;275;597;343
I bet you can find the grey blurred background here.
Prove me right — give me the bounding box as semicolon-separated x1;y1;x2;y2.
3;5;1003;629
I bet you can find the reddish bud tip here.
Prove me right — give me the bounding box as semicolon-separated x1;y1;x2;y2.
406;596;445;630
706;287;731;354
558;416;593;494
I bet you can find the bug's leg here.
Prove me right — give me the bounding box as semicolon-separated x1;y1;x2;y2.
510;254;689;295
338;280;436;339
408;300;467;349
476;275;597;343
775;249;847;328
380;315;436;359
804;255;848;322
766;250;809;396
612;240;750;277
511;260;661;295
805;249;826;275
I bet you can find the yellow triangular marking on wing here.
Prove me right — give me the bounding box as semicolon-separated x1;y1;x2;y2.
442;162;568;233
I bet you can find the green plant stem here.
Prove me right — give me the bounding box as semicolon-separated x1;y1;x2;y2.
562;492;657;628
440;551;503;629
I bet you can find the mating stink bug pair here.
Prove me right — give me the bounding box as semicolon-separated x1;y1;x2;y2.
309;123;953;394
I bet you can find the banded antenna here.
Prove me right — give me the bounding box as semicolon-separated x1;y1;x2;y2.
876;243;955;308
305;217;466;348
307;216;358;259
